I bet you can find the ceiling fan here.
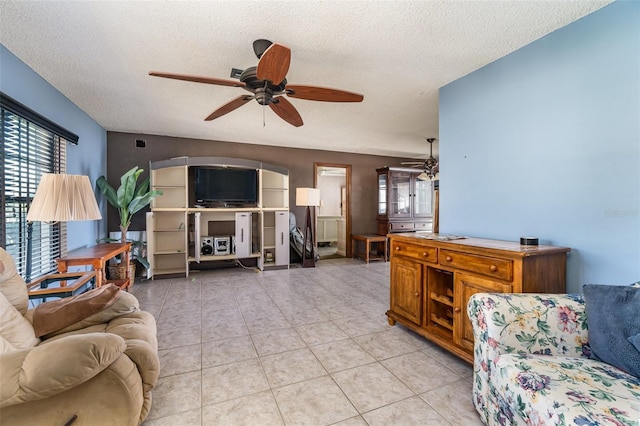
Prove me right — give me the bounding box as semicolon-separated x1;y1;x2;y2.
402;138;439;180
149;39;364;127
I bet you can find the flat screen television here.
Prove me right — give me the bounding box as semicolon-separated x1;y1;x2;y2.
194;167;258;207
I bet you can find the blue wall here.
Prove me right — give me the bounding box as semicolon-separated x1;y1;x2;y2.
439;2;639;292
1;44;107;250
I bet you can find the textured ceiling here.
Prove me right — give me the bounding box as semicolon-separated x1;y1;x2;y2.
0;1;611;159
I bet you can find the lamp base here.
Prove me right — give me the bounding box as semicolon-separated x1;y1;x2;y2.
302;206;315;268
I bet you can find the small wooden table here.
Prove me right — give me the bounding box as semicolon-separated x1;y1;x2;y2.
351;234;388;263
27;271;97;300
56;242;132;290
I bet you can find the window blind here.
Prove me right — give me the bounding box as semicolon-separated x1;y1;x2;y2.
1;94;69;281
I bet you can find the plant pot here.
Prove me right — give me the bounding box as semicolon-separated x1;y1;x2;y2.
107;263;137;286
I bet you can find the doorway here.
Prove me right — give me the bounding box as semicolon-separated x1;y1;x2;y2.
314;163;351;259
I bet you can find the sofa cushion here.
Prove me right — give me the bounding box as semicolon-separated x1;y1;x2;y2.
32;283;121;337
0;248;29;315
583;284;640;378
27;290;140;339
0;292;40;353
492;353;640;425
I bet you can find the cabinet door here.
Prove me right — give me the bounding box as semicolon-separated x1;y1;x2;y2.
377;172;388;217
274;211;290;266
454;273;512;351
235;212;252;257
194;212;201;263
145;212;155;279
390;257;424;325
413;176;433;218
389;172;413;218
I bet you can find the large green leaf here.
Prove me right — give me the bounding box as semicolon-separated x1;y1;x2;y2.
96;166;163;230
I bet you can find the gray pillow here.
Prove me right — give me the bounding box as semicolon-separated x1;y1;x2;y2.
583;284;640;378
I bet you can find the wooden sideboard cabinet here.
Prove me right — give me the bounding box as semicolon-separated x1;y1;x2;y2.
387;233;570;363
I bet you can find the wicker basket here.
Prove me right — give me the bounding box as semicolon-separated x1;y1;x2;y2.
107;263;136;283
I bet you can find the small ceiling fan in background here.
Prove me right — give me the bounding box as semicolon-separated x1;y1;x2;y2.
402;137;439;180
149;39;364;127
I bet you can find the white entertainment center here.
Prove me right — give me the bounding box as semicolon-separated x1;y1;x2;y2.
146;156;289;278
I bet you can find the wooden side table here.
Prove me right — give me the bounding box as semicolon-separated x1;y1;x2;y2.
27;271;97;300
351;234;388;263
56;242;132;291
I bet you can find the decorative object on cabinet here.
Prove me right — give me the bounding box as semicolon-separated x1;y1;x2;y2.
386;233;570;363
376;167;434;235
26;173;102;282
296;187;320;268
146;157;289;278
401;137;439;180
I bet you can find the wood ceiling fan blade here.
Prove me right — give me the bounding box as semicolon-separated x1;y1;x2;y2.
204;95;253;121
149;71;246;88
269;97;303;127
256;43;291;84
286;85;364;102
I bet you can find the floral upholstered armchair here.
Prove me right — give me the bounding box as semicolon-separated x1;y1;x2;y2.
467;292;640;426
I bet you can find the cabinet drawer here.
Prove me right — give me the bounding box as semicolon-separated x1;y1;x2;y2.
413;222;432;231
392;241;437;263
390;222;414;231
440;249;513;281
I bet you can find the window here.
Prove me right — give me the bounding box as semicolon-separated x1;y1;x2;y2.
1;93;78;281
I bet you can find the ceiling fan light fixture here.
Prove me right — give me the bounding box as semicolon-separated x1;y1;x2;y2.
424;138;439;180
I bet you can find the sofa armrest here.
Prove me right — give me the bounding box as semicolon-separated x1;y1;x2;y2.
106;310;160;392
0;333;126;408
466;293;591;424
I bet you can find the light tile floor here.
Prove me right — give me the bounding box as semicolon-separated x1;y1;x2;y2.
133;258;483;426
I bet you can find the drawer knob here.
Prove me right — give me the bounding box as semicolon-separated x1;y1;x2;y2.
422;252;428;257
454;307;461;313
490;265;497;272
395;246;401;251
414;292;420;297
445;256;452;262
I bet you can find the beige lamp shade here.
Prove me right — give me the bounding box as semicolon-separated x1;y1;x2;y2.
26;173;102;222
296;187;320;207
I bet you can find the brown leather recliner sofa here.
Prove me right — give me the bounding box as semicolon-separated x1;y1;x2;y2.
0;248;160;425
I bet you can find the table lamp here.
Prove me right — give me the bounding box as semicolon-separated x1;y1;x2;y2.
296;187;320;268
25;173;102;281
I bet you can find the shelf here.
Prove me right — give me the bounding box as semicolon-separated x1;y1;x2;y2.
153;185;186;189
430;292;453;306
189;253;261;262
430;313;453;331
151;207;187;212
154;228;184;232
154;267;187;275
188;207;260;212
156;250;186;255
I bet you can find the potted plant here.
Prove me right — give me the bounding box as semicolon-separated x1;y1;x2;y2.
96;166;163;277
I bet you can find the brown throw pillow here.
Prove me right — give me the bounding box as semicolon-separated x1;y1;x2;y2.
32;284;121;337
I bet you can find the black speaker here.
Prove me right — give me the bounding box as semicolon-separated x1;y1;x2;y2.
201;236;213;255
